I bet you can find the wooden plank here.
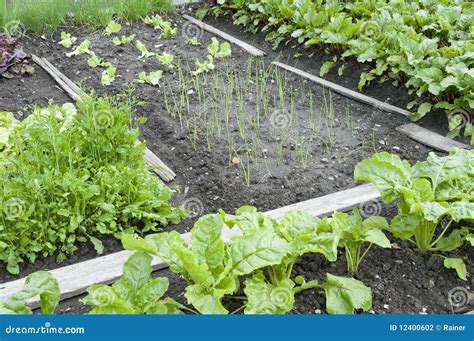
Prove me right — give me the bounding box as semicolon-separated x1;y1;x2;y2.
272;61;410;117
0;184;380;307
32;55;176;182
182;15;266;57
397;123;471;152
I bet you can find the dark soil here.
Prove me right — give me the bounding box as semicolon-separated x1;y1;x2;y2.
1;8;472;314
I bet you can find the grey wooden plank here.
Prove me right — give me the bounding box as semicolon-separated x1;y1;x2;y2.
0;184;379;307
397;123;471;152
272;61;410;116
182;15;266;57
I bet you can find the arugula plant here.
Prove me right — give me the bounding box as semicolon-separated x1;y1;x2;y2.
355;149;474;279
82;251;183;314
58;32;77;48
0;271;59;314
0;96;187;274
113;34;136;46
224;207;372;314
323;209;391;273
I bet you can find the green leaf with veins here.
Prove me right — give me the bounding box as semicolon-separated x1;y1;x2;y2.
322;273;372;314
443;257;467;281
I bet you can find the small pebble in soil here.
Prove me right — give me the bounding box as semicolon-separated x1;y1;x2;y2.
383;304;390;309
393;146;400;150
379;139;386;145
321;157;329;163
327;176;335;181
395;260;403;264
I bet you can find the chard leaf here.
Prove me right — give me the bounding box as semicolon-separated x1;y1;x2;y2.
434;228;468;252
89;236;104;254
320;61;334;77
227;230;289;276
467;234;474;246
443;258;467;280
185;283;228;314
322;273;372;314
363;228;391;248
279;210;321;240
389;214;422;240
134;277;169;313
243;271;295;314
450;202;474;222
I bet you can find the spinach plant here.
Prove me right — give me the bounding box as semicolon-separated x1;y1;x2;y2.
322;209;391;273
0;271;60;314
355;149;473;279
82;251;183;314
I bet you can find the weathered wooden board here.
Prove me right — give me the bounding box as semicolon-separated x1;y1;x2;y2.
272;61;410;116
32;55;176;182
0;184;380;307
397;123;471;152
182;15;266;57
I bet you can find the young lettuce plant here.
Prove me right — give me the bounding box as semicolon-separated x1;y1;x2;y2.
135;40;156;59
223;207;372;314
104;20;121;36
58;32;77;48
0;271;59;314
122;212;290;314
143;15;176;39
66;39;91;57
134;71;163;86
101;64;117;86
113;34;136;46
355;149;474;279
82;251;183;314
190;55;215;77
323;208;391;273
208;37;232;59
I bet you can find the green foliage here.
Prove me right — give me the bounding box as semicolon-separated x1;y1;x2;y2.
0;96;187;274
104;20;121;36
113;34;136;46
58;32;77;49
207;37;232;59
134;71;164;86
190;55;215;77
0;271;59;314
82;251;183;314
217;0;474;143
135;40;156;59
66;39;91;57
324;208;390;273
143;14;176;38
124;207;372;315
101;64;117;85
355;148;474;279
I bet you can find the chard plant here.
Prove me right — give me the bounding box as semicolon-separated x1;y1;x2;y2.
82;251;183;314
355;149;474;279
323;209;391;273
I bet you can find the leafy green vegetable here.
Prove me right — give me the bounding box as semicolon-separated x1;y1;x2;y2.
355;149;474;279
443;257;467;281
143;15;176;39
190;55;215;77
185;37;201;46
87;52;106;68
208;37;232;59
135;40;156;59
58;32;76;49
101;64;117;86
325;208;390;272
113;34;136;46
134;71;163;86
0;96;187;274
66;39;91;57
155;53;174;68
105;20;121;36
82;251;183;314
0;271;59;314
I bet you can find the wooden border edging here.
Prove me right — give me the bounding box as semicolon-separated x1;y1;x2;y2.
396;123;471;152
32;55;176;182
182;15;266;57
272;61;410;116
0;184;380;307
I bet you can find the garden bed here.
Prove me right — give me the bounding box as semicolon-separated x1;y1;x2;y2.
0;8;472;315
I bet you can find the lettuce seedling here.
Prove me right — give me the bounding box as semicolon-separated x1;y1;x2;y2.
82;251;183;314
0;271;59;314
101;64;117;86
224;207;372;314
105;20;121;36
190;55;215;77
66;39;91;57
355;149;473;279
113;34;136;46
123;212;289;314
208;37;232;59
155;53;174;68
143;15;176;39
134;71;163;86
323;208;391;273
135;40;156;59
58;32;77;48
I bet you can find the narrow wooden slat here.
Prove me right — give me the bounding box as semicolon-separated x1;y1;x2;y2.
182;15;266;57
272;61;410;116
0;184;380;306
397;123;471;152
32;55;176;182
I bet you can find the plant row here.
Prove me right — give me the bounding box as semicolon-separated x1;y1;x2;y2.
2;147;472;314
0;96;188;274
209;0;474;144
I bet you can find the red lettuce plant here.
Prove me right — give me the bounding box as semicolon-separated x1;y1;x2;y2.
0;33;28;74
